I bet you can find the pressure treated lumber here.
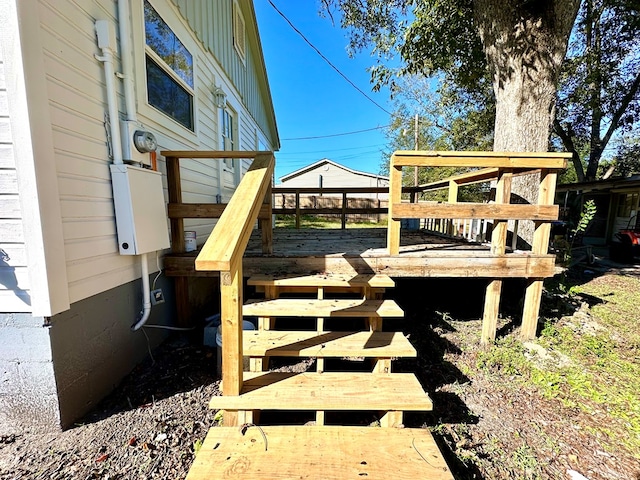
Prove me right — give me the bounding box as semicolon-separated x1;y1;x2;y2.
392;202;559;221
186;426;453;480
247;273;395;289
195;153;273;272
209;372;432;411
243;330;416;358
392;150;570;168
243;298;404;318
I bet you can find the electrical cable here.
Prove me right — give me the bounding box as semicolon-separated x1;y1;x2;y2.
281;125;390;141
267;0;391;116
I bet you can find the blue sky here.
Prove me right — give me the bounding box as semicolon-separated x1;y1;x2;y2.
253;1;395;182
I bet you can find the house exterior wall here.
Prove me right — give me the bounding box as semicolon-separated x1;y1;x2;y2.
280;161;388;199
0;0;278;430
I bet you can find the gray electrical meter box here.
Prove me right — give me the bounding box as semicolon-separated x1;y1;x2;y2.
110;164;170;255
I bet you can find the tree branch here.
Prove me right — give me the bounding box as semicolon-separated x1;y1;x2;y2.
554;118;585;181
600;68;640;155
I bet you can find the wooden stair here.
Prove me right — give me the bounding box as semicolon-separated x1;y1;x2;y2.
186;426;453;480
189;273;453;479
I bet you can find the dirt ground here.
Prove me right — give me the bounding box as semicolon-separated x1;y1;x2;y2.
1;265;639;479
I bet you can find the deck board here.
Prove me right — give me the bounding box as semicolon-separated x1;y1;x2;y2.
243;330;416;358
165;228;556;278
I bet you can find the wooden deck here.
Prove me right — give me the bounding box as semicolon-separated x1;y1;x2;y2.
164;227;555;278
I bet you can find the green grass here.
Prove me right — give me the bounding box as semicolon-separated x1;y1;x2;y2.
476;274;640;459
275;214;387;229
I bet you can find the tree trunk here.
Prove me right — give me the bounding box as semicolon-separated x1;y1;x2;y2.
473;0;580;245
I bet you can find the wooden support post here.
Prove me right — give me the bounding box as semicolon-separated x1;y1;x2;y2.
521;170;557;339
166;156;191;326
317;287;325;373
220;261;244;427
380;411;403;428
295;190;300;229
374;359;391;373
481;169;512;344
387;162;402;255
260;183;273;254
341;192;347;229
316;410;325;426
447;180;459;236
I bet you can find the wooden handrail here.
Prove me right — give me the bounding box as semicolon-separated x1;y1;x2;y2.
195;152;275;272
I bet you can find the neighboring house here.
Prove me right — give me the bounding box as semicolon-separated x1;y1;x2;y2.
278;159;389;199
0;0;278;432
557;175;640;244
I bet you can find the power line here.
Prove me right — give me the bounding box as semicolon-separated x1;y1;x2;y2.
276;143;387;155
282;125;390;141
267;0;392;116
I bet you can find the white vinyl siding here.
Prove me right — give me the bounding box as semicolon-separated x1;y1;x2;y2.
1;0;275;309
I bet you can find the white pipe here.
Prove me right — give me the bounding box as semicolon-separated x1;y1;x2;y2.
117;0;137;121
131;253;152;331
95;29;123;164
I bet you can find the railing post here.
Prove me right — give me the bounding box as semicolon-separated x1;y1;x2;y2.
166;155;191;327
447;180;459;236
295;190;300;229
260;183;273;254
387;158;402;255
521;169;557;339
220;259;244;427
481;168;513;344
341;192;347;229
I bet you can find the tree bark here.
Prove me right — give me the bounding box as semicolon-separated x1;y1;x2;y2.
473;0;580;245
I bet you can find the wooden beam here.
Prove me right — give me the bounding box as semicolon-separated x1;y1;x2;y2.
195;153;274;271
392;203;558;221
392;151;569;169
260;184;273;254
168;203;271;219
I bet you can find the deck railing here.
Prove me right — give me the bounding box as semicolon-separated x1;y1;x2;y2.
388;151;569;342
162;151;273;325
164;151;274;424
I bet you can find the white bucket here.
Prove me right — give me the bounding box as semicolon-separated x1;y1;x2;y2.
216;320;256;377
184;231;197;252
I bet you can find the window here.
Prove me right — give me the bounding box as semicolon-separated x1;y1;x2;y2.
233;2;246;61
144;1;194;130
616;193;639;217
220;108;236;169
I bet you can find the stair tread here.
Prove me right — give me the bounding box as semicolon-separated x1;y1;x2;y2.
186;426;453;480
247;273;395;288
243;330;416;358
209;372;432;411
243;298;404;318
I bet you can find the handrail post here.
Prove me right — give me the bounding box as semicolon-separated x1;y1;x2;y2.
220;259;243;427
447;180;459;236
481;168;513;344
260;183;273;254
166;155;191;327
387;157;402;255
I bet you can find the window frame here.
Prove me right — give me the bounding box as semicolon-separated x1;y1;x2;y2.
233;1;247;64
220;106;237;171
132;0;199;143
143;0;195;131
